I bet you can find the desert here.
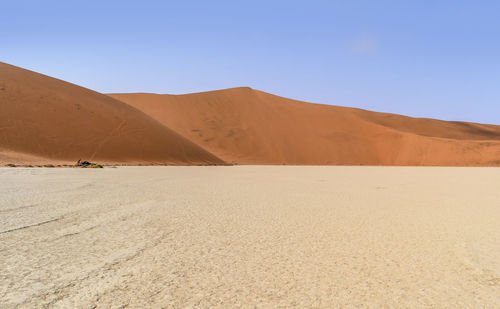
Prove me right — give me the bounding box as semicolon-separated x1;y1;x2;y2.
0;62;223;166
1;61;500;309
110;88;500;166
1;166;499;307
2;1;500;307
2;62;500;167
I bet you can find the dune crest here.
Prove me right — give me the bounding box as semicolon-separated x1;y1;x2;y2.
0;62;224;165
2;61;499;166
110;88;500;166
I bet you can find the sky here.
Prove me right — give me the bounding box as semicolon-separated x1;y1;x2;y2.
2;0;500;124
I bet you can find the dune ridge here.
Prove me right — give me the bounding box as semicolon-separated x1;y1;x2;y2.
110;87;500;166
0;62;224;165
1;61;499;166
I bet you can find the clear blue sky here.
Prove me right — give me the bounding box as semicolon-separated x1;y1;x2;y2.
2;0;500;124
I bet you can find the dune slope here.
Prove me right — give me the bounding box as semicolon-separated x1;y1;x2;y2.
110;88;500;165
0;62;224;165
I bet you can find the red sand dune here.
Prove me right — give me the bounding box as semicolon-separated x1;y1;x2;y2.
110;88;500;166
0;62;224;165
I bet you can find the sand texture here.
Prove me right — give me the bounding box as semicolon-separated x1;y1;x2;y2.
2;61;500;166
0;62;224;165
1;166;499;308
110;88;500;166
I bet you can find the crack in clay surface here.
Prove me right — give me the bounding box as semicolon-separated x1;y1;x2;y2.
1;166;499;308
0;216;64;234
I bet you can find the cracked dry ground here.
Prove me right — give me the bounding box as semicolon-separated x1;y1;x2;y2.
1;166;500;308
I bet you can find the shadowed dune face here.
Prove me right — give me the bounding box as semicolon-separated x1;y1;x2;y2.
110;88;500;166
1;60;499;166
0;62;224;165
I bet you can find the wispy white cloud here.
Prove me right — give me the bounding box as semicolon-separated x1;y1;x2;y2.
350;36;379;54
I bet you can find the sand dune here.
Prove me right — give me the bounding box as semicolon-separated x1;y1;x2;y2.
110;88;500;165
2;61;499;166
0;63;224;165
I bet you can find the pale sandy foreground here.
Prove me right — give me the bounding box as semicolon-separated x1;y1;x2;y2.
1;167;499;308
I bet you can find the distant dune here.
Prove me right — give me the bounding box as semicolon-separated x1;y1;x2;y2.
1;61;499;166
0;62;224;165
110;88;500;166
